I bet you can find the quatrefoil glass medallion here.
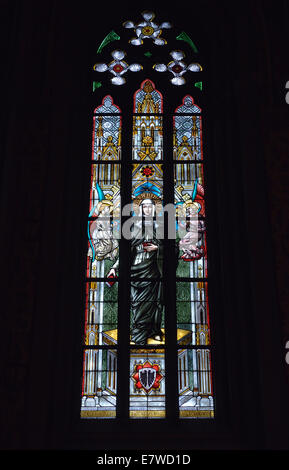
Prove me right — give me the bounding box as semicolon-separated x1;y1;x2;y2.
153;50;202;85
93;50;143;85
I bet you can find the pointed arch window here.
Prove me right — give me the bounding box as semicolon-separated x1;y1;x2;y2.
80;11;214;420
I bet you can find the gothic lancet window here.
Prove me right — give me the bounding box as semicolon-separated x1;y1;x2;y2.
80;10;214;420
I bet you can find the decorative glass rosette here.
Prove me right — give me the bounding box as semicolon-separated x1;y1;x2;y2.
153;50;202;85
93;50;143;85
123;11;171;46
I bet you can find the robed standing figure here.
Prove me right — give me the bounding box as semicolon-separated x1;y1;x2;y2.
108;194;163;345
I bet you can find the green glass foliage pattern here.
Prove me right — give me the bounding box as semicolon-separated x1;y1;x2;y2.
97;30;120;54
176;31;198;53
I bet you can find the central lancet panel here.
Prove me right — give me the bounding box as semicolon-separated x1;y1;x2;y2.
130;79;165;418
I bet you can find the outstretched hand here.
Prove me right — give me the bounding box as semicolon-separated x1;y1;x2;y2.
143;243;158;252
107;268;116;277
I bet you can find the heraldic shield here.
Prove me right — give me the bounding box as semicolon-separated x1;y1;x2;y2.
132;360;163;393
139;367;156;391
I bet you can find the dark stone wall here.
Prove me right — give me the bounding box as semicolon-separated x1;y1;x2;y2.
0;0;289;451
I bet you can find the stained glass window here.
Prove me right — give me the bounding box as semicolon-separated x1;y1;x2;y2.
80;11;214;421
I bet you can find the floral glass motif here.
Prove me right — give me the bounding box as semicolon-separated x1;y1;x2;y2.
93;50;143;85
154;50;202;85
123;11;171;46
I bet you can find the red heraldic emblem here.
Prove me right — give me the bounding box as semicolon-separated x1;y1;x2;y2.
132;361;163;392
